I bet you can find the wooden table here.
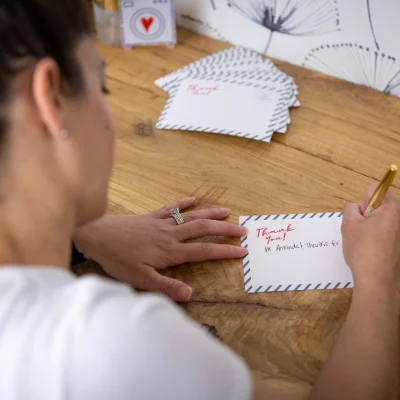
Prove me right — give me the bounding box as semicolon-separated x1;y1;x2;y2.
94;29;400;398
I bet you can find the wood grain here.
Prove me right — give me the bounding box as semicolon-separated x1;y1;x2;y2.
81;29;400;396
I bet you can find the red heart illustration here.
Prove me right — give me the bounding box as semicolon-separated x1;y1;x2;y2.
141;17;154;32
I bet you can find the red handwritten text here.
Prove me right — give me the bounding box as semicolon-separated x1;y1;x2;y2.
187;84;220;96
256;224;295;245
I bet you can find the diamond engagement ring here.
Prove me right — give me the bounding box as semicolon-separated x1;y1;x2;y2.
170;207;185;225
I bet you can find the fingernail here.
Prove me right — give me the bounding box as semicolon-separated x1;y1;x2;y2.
220;208;230;215
239;226;249;237
178;286;192;302
237;247;248;256
188;197;196;201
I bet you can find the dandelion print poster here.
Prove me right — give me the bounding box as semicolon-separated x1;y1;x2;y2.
175;0;400;97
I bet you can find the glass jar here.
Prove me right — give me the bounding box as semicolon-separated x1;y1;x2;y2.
93;0;121;46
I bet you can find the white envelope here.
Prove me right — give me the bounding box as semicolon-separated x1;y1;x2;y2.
240;212;354;293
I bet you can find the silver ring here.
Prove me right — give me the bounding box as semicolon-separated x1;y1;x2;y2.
170;207;184;225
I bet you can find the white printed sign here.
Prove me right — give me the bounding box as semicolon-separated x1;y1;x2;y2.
120;0;176;47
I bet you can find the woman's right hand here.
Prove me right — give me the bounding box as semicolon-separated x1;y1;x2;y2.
341;183;400;291
311;183;400;400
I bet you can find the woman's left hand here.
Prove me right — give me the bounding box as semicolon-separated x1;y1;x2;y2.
73;197;247;302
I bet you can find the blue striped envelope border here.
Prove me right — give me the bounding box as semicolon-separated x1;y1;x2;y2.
239;212;354;294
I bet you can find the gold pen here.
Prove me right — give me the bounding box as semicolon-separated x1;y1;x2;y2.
363;164;398;217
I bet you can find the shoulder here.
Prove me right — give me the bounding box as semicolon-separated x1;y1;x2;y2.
0;267;252;400
67;277;252;400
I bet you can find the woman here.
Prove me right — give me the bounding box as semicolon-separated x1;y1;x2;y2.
0;1;399;399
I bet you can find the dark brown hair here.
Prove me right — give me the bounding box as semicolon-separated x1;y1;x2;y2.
0;0;92;139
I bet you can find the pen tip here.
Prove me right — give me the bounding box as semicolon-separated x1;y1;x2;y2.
390;164;398;172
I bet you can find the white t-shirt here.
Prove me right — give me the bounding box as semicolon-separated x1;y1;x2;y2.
0;267;252;400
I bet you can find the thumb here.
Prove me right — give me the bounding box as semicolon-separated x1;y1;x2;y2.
147;270;192;302
342;203;363;236
343;203;364;222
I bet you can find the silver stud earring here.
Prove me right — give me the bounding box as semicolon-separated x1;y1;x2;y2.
60;129;69;139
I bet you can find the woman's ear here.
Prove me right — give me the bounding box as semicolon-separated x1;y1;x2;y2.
31;58;64;138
